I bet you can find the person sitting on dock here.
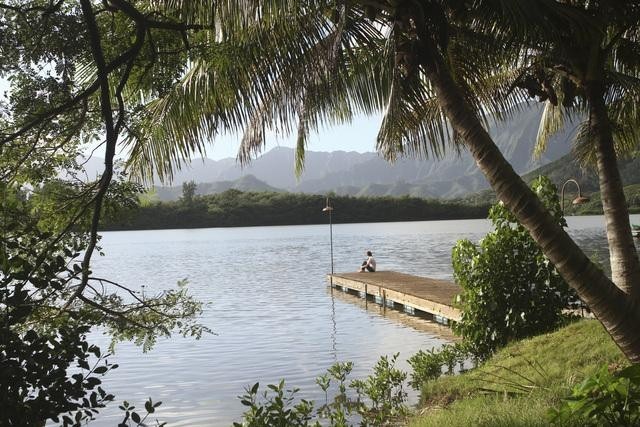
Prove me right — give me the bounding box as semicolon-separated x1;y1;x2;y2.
360;250;376;272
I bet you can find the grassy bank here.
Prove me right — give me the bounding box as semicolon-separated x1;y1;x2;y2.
410;320;626;427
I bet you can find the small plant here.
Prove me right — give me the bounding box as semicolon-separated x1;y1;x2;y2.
234;381;315;427
350;353;408;425
438;344;466;375
408;343;471;389
328;361;353;396
549;364;640;426
476;357;550;396
316;373;331;406
408;348;444;389
234;356;409;426
117;398;165;427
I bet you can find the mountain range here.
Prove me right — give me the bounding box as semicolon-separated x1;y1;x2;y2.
83;104;581;201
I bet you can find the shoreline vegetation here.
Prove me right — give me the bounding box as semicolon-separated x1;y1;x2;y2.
230;319;626;425
102;183;640;231
102;189;490;231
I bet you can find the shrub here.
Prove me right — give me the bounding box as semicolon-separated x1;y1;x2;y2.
350;353;408;425
234;356;408;426
451;176;576;359
407;343;472;389
233;381;315;427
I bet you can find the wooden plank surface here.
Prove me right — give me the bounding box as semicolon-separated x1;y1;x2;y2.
328;271;462;322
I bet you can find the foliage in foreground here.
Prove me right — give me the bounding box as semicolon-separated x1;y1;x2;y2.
234;355;408;426
0;185;202;425
451;176;576;359
0;0;213;423
550;364;640;427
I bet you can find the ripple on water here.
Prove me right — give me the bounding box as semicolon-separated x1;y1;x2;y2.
84;216;627;426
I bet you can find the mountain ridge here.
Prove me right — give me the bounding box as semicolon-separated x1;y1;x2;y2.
83;104;580;200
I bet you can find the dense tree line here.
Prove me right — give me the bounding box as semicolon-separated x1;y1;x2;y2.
104;189;489;230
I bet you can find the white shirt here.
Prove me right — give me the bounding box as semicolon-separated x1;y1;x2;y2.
366;256;376;271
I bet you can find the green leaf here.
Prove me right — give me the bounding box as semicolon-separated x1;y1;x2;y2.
93;366;108;374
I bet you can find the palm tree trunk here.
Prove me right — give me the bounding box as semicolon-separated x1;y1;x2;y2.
419;43;640;362
585;82;640;298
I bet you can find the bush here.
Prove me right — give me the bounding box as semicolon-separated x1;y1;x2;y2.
451;176;576;359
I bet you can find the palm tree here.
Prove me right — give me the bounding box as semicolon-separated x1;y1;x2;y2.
404;1;640;362
515;1;640;297
124;1;640;362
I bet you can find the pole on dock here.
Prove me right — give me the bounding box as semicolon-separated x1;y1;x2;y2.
322;197;334;286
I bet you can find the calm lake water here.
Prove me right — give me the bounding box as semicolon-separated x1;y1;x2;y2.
88;215;637;426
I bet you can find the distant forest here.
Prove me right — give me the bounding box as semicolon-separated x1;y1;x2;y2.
103;187;490;230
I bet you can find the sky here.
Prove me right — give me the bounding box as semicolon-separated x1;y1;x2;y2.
0;75;383;161
186;113;383;160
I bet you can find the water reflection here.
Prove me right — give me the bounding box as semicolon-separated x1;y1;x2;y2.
327;286;458;342
85;215;638;426
330;287;337;362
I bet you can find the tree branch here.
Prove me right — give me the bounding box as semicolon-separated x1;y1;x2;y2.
78;294;153;331
65;0;122;309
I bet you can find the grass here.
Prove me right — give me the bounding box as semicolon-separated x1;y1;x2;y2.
409;319;627;427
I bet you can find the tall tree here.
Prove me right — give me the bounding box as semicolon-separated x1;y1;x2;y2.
125;1;640;362
0;1;212;421
181;180;197;205
516;0;640;297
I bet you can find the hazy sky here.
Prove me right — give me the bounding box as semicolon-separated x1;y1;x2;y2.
0;76;382;160
199;113;383;160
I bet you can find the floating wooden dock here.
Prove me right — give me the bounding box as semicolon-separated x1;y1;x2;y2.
327;271;462;322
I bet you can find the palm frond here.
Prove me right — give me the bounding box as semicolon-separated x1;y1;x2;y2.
572;120;596;167
122;0;620;184
294;102;309;176
376;22;453;162
123;5;335;183
535;101;565;158
472;0;599;49
148;0;216;25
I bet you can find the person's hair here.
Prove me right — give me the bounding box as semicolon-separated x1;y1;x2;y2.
366;251;372;257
